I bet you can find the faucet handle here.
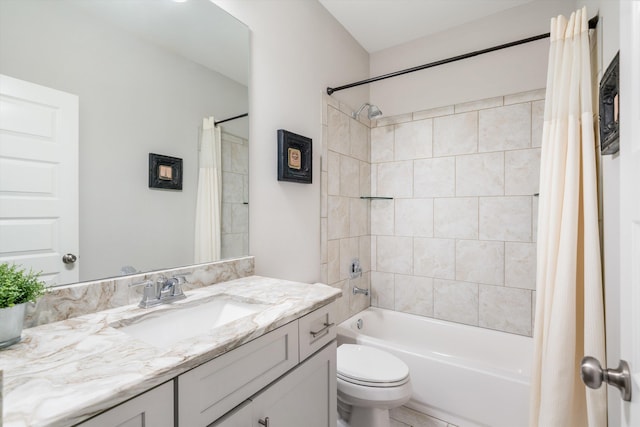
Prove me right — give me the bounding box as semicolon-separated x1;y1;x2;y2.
130;279;160;308
170;275;187;297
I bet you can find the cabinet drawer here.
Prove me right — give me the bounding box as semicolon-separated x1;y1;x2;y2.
178;321;299;427
298;301;336;361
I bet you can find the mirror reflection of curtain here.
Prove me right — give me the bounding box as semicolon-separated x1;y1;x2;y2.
194;117;222;263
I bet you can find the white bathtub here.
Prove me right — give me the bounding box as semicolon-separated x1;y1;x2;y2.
337;308;533;427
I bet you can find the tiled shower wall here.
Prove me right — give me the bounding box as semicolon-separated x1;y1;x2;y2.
369;89;544;336
221;131;249;259
320;95;372;324
322;89;545;336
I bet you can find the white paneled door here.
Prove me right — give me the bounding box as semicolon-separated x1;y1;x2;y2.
0;74;79;285
619;1;640;424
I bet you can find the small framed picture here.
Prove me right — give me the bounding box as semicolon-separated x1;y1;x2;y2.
277;129;312;184
599;51;619;155
149;153;182;190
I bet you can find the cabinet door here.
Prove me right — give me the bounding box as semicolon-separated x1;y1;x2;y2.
179;321;298;426
251;341;336;427
78;381;173;427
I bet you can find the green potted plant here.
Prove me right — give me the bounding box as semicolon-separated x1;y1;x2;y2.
0;263;46;349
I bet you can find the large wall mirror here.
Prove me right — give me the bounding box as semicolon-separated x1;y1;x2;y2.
0;0;249;286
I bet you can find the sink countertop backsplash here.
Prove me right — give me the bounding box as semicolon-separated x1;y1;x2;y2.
1;257;341;427
24;256;255;328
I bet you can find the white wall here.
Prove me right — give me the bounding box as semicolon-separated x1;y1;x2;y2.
370;0;575;116
0;1;248;282
213;0;370;283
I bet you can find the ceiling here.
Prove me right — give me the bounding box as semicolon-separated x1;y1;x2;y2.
318;0;537;53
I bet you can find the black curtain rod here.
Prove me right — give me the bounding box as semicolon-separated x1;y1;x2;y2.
327;15;599;95
214;113;248;126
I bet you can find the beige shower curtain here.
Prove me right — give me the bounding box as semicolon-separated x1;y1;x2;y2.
529;7;606;427
194;116;222;263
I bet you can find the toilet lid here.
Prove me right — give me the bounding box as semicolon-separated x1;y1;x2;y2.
337;344;409;384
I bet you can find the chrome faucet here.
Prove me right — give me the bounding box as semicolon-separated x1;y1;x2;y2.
352;285;369;296
131;275;187;308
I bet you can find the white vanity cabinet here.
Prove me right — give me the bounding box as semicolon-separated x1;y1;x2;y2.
77;381;174;427
78;302;337;427
183;301;337;427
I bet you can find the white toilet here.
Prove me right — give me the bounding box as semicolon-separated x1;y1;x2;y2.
336;344;412;427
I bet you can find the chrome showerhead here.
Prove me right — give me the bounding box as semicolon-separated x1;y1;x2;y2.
352;103;383;120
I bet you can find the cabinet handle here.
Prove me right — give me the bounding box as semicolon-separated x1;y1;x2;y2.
258;416;270;426
310;322;335;338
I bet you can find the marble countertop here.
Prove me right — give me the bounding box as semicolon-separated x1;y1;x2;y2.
0;276;341;427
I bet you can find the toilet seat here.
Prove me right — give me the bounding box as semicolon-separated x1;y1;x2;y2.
337;344;409;387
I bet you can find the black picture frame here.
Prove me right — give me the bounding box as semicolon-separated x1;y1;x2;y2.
277;129;312;184
599;51;620;155
149;153;183;190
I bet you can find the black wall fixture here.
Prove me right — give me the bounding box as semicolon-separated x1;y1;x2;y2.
277;129;312;184
149;153;183;190
599;51;620;155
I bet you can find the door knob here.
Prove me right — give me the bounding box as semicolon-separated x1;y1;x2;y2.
62;253;77;264
580;356;632;401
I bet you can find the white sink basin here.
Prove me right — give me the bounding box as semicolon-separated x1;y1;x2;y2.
113;296;268;348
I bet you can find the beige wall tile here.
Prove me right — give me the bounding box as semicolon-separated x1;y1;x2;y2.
414;238;455;279
328;106;350;155
360;161;371;197
376;113;413;127
320;218;327;264
456;239;504;285
413;105;455;121
455;152;504;196
503;88;545;105
434;197;478;239
479;103;531;152
376;236;413;274
340;155;360;197
377;161;414;198
322;125;328;172
328;196;349;239
394;119;433;161
395;275;434;317
371;125;394;163
350;119;369;162
505;148;541;196
371;271;394;309
532;195;539;242
359;236;371;272
395;198;434;237
371;199;394;235
479;285;532;335
321;171;328;218
350;198;369;237
455;96;503;113
505;242;536;290
479;196;532;242
414;157;455;197
433;111;478;157
328;239;340;284
433;279;479;326
327;151;340;196
531;100;545;148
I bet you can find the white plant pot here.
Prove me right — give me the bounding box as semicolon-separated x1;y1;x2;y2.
0;303;26;349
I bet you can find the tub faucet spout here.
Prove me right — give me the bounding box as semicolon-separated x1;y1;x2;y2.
352;285;369;296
